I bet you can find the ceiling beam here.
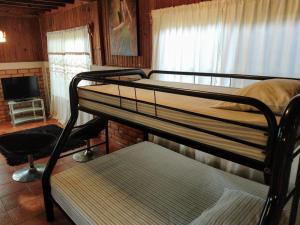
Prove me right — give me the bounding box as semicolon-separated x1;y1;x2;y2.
36;0;74;3
0;2;53;10
0;0;76;16
0;0;66;7
0;1;57;9
0;11;39;17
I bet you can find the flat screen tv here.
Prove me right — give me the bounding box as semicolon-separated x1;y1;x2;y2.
1;76;40;101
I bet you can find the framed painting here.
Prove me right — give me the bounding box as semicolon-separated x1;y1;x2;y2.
109;0;139;56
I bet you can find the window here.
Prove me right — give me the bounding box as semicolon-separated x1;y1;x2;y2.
0;30;7;43
152;0;300;86
47;26;92;124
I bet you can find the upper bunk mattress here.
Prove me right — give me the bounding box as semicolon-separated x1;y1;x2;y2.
51;142;269;225
78;79;280;162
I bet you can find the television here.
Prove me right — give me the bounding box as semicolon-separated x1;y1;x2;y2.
1;76;40;101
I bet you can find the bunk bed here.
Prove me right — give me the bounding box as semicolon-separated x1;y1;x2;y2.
146;71;298;183
42;69;300;225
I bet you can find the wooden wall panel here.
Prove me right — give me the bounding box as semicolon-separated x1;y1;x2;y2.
39;1;102;65
100;0;206;68
0;17;43;63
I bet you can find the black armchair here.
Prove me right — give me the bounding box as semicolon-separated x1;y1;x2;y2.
0;117;109;183
0;132;57;182
70;117;109;162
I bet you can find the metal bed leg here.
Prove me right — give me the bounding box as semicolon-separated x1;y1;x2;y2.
289;157;300;225
105;124;109;154
42;75;80;221
44;194;54;221
43;117;78;221
289;194;300;225
144;131;148;141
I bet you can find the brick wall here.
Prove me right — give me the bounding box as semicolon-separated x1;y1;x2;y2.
107;121;144;151
0;68;46;123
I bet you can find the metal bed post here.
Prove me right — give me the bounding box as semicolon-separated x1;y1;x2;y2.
289;159;300;225
143;131;149;141
105;122;109;154
259;94;300;225
42;69;147;221
42;76;81;221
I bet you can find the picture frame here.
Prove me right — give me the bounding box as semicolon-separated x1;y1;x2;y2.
108;0;139;56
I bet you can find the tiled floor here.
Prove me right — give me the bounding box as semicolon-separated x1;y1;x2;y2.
0;119;112;225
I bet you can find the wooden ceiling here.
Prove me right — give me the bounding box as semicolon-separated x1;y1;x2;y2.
0;0;76;16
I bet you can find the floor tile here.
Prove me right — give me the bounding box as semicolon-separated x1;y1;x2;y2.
26;180;43;196
7;195;44;224
0;199;5;213
0;182;27;198
0;155;6;166
0;212;14;225
0;173;12;185
17;215;49;225
0;164;15;175
1;188;38;211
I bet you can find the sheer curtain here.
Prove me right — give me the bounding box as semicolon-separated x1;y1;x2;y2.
47;26;92;125
152;0;300;87
151;0;300;183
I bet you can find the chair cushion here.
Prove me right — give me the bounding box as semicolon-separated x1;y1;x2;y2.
0;133;56;154
69;118;107;140
0;125;85;166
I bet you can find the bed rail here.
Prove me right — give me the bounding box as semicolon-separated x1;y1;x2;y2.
259;94;300;225
42;69;300;225
149;70;300;81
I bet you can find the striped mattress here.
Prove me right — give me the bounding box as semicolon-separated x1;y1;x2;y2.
51;142;271;225
78;79;280;162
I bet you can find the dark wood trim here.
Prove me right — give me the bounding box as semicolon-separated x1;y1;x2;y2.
0;2;53;10
0;0;66;7
97;0;106;65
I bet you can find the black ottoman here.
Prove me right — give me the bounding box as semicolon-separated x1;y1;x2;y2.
0;133;56;182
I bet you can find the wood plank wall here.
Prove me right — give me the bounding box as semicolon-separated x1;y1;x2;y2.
0;17;43;63
39;1;102;65
0;0;206;65
99;0;206;68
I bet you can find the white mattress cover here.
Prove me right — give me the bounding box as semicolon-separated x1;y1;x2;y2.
51;142;272;225
78;79;279;161
81;79;279;126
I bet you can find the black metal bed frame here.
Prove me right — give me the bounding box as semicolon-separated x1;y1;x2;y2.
42;69;300;225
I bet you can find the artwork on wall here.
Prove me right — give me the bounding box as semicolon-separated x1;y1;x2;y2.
109;0;139;56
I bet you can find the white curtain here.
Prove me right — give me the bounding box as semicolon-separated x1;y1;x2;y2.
151;0;300;183
47;26;92;125
152;0;300;87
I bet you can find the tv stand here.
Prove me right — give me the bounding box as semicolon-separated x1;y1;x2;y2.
8;98;46;126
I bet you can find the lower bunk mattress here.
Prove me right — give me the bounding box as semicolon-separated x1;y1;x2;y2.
50;142;296;225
